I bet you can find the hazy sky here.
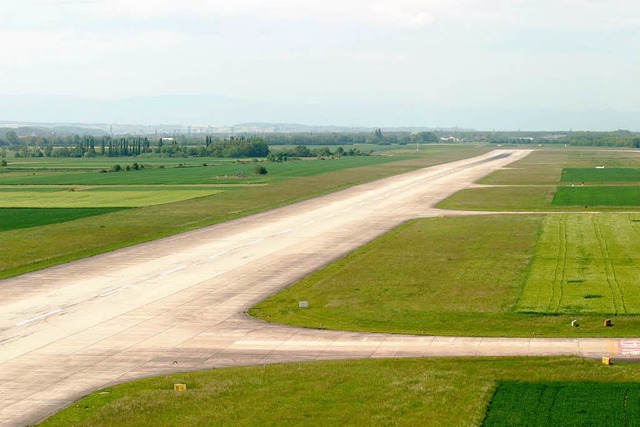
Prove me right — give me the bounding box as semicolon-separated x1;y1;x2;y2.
1;1;639;123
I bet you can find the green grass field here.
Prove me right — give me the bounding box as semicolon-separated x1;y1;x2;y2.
0;146;490;278
480;150;640;186
518;214;640;315
440;150;640;212
561;168;640;183
0;208;125;231
40;357;640;427
250;214;640;337
0;187;224;208
0;156;405;185
483;381;640;426
552;186;640;207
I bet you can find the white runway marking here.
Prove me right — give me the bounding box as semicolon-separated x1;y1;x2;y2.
271;229;292;237
160;265;186;276
98;285;132;298
16;308;63;326
209;251;229;259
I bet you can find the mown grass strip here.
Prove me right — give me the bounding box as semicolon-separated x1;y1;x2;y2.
40;358;640;427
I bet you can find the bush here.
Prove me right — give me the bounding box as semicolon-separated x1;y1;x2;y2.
254;165;268;175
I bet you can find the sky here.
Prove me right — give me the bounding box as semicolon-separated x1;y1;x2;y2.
1;0;639;128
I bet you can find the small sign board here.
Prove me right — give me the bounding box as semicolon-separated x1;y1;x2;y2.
174;384;187;392
299;301;309;308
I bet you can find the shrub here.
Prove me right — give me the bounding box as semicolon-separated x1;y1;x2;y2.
254;165;268;175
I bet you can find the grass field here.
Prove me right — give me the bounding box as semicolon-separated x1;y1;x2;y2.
0;187;224;208
518;214;640;315
480;149;640;186
483;381;640;426
440;149;640;212
0;156;405;185
0;146;490;278
561;167;640;183
40;357;640;427
250;214;640;337
552;186;640;207
0;208;125;231
438;186;557;211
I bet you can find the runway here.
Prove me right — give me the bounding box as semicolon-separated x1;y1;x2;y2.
0;149;619;426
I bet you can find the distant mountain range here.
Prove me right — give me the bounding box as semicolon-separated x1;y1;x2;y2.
0;94;638;131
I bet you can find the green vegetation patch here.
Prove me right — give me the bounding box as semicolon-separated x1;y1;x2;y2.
0;146;490;278
518;214;640;315
484;381;640;426
438;186;556;211
251;214;640;337
0;208;125;231
552;186;640;207
40;358;640;427
561;167;640;183
0;188;224;208
479;149;640;186
0;156;405;186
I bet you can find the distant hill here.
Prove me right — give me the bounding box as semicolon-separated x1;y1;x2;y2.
0;94;639;131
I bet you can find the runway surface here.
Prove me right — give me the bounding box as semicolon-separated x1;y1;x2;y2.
0;149;623;426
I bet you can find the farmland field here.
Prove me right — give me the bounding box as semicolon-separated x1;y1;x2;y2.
483;381;640;426
40;357;640;427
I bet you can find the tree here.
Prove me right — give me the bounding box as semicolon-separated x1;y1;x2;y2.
5;130;19;146
254;165;268;175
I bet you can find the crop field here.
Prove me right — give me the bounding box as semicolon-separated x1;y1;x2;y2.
250;213;640;337
40;357;640;427
561;167;640;183
552;186;640;207
0;208;124;231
